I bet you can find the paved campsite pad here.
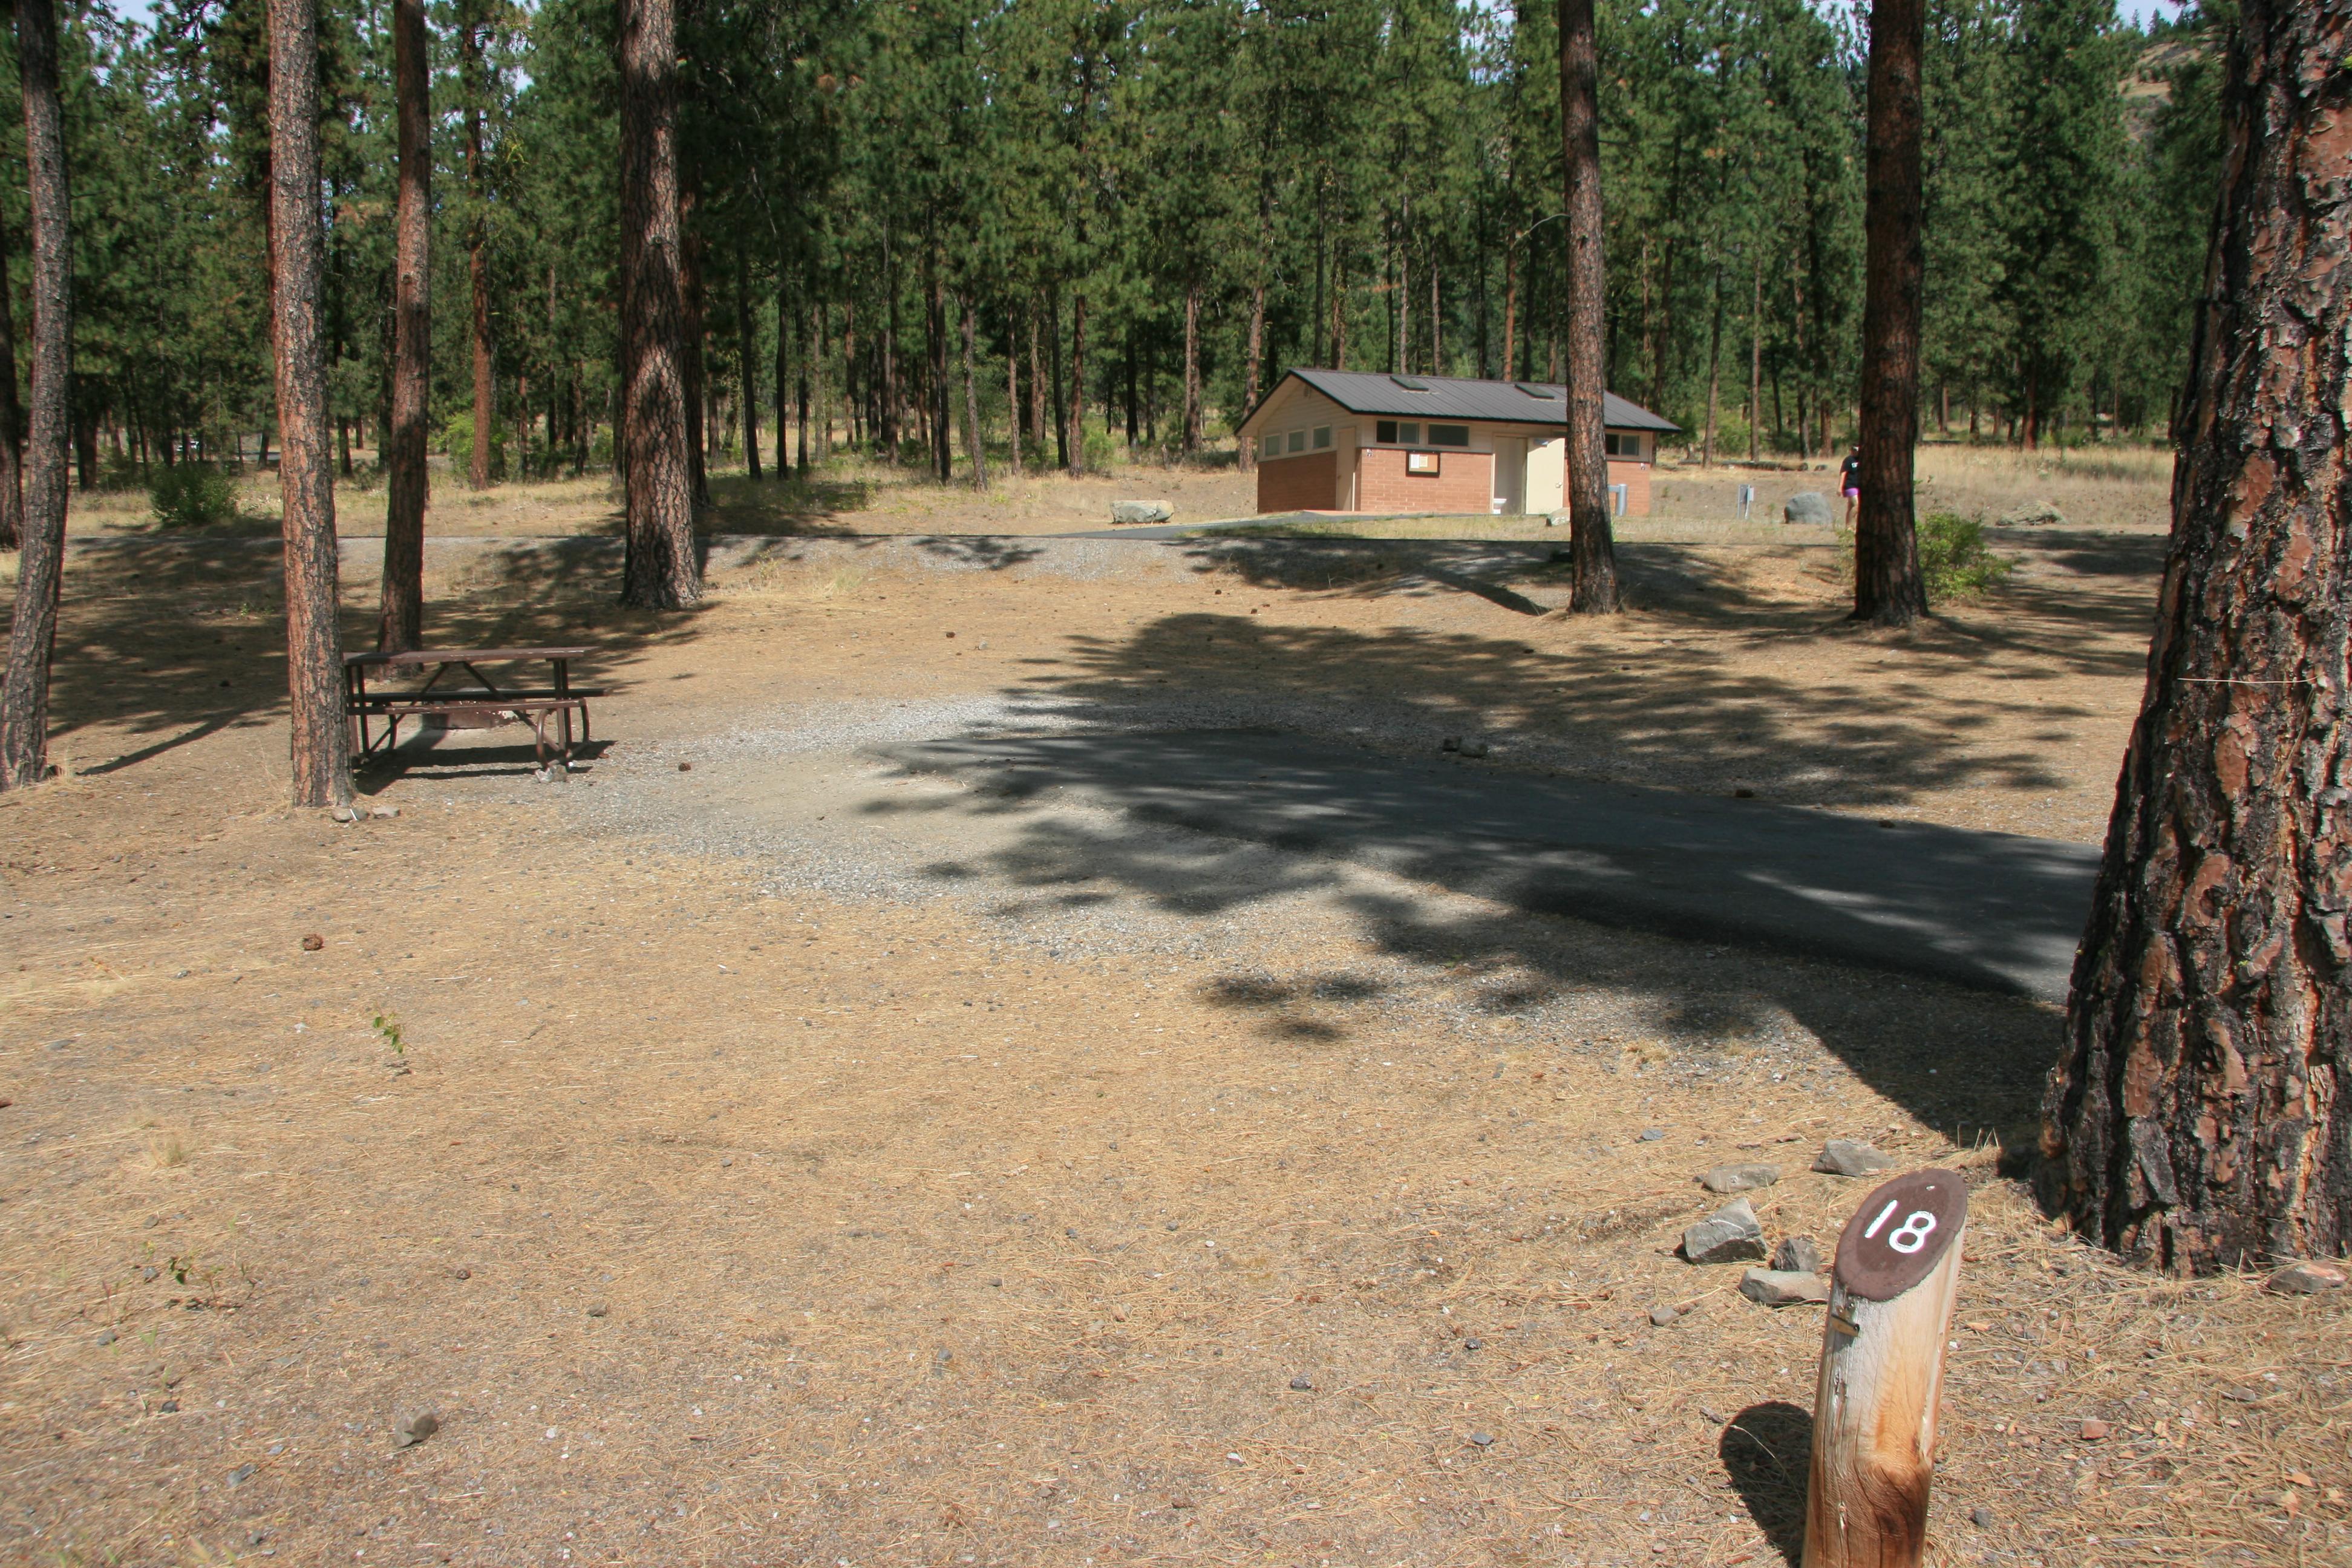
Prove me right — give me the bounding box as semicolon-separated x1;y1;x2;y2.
5;477;2346;1566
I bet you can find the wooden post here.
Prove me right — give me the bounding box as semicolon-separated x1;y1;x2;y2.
1803;1168;1967;1568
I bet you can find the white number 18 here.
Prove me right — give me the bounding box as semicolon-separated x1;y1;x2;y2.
1864;1201;1938;1256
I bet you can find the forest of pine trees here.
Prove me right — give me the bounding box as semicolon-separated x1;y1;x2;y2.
0;0;2226;487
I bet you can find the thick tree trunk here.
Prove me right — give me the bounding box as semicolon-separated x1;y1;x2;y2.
616;0;697;610
462;7;492;491
959;295;986;490
924;246;950;482
737;244;760;482
2042;0;2352;1275
0;221;22;555
1181;281;1203;459
0;0;68;789
379;0;430;650
1560;0;1618;613
1854;0;1929;626
267;0;351;809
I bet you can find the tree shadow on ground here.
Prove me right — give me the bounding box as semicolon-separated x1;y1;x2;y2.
699;472;875;536
30;535;710;779
1722;1401;1812;1564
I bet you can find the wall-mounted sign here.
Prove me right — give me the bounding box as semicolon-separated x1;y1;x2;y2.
1406;451;1440;475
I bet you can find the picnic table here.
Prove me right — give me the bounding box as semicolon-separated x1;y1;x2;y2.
344;647;601;772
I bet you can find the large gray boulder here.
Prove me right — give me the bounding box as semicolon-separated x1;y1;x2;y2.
1111;499;1173;526
1681;1197;1768;1264
1783;491;1833;526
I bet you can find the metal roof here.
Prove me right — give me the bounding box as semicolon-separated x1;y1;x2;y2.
1250;367;1681;433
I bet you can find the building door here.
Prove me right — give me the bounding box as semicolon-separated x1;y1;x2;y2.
1334;426;1356;509
1490;437;1526;515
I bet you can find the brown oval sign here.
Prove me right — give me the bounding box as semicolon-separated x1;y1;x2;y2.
1833;1168;1968;1301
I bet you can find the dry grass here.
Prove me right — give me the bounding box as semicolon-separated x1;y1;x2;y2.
2;473;2342;1568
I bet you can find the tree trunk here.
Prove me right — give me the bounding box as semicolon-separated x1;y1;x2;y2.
2041;0;2352;1275
1027;299;1045;466
1004;304;1022;479
1702;265;1722;468
1560;0;1618;613
616;0;697;610
1240;277;1264;471
462;5;492;491
736;244;760;482
1854;0;1929;626
0;0;71;790
1181;280;1203;459
924;245;950;482
1748;253;1763;463
0;215;25;554
882;230;900;458
959;294;987;490
1501;238;1517;384
681;175;708;507
266;0;351;809
1065;288;1086;476
773;264;791;480
1048;289;1067;471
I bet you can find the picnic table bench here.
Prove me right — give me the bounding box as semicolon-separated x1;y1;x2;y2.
344;647;601;772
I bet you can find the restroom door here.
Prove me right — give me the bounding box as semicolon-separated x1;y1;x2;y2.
1490;437;1526;514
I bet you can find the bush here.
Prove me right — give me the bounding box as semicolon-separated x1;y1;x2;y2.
149;463;239;528
1918;511;2013;600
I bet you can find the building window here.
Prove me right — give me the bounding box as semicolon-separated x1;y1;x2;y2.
1406;451;1440;475
1287;430;1307;454
1312;426;1331;449
1605;432;1646;459
1427;424;1470;448
1374;420;1422;445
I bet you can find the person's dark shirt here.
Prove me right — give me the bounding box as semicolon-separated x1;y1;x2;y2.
1840;452;1862;488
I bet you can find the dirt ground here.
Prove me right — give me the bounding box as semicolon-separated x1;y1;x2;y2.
5;455;2345;1568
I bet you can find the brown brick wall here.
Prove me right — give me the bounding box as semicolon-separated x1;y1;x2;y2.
1256;451;1337;512
1606;459;1652;516
1354;446;1495;515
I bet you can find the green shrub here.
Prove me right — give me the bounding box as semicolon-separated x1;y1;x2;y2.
1918;511;2013;600
149;464;239;528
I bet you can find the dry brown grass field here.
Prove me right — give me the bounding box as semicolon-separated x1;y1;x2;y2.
4;448;2344;1567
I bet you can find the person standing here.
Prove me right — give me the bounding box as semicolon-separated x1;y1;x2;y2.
1840;445;1864;529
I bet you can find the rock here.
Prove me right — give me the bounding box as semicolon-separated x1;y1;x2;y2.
1771;1236;1823;1275
1998;501;2065;527
1466;1431;1494;1448
1740;1268;1831;1307
586;1302;609;1318
393;1409;439;1448
94;1329;117;1347
158;1399;179;1413
1111;500;1173;526
1289;1375;1313;1391
228;1463;256;1488
300;933;324;952
2268;1261;2348;1295
678;761;693;773
1700;1162;1782;1194
1544;511;1570;529
1783;491;1833;525
1457;739;1490;759
1648;1304;1679;1327
451;1267;471;1281
1462;1336;1483;1351
1639;1128;1667;1143
1970;1506;1994;1529
1682;1198;1768;1264
1697;1405;1725;1425
1814;1138;1895;1177
1440;736;1461;753
2078;1417;2109;1441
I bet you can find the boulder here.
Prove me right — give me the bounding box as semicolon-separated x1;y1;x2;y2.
1740;1268;1831;1307
1814;1138;1895;1178
1783;491;1833;526
1998;501;2066;528
1681;1197;1768;1264
1700;1161;1782;1194
1771;1235;1823;1275
2268;1261;2348;1295
1111;499;1174;526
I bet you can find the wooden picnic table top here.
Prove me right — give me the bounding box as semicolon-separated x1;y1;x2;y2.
344;646;590;668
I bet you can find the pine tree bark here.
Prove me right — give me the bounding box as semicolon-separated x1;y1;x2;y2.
461;4;493;491
680;171;708;508
1854;0;1929;626
378;0;430;650
0;216;24;554
1241;277;1263;472
267;0;351;809
0;0;71;791
1065;288;1086;477
1559;0;1618;613
2041;0;2352;1274
616;0;697;610
1005;302;1022;479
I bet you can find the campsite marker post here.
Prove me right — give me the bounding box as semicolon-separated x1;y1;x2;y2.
1802;1168;1967;1568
